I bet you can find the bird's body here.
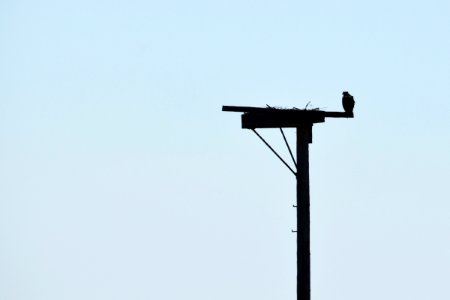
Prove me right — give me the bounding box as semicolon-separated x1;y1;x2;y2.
342;91;355;114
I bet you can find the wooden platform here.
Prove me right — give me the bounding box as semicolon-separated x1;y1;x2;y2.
222;105;353;129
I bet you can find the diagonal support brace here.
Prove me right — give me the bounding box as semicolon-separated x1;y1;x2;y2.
251;129;297;176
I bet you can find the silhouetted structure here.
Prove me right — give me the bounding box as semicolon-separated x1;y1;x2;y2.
223;94;355;300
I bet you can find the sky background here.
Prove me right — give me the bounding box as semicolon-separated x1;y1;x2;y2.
1;0;450;299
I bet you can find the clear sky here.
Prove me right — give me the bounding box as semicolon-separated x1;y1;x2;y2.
1;0;450;299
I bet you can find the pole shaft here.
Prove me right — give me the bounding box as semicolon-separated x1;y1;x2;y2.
296;125;311;300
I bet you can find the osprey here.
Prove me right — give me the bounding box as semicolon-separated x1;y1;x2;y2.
342;91;355;114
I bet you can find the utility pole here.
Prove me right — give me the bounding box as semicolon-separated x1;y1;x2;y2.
223;99;354;300
296;124;311;300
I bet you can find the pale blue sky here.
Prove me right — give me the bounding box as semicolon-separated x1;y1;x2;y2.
1;0;450;299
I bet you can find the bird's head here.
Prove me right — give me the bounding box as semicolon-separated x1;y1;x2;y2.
343;91;349;96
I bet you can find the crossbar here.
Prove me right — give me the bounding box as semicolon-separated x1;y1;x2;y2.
222;105;353;118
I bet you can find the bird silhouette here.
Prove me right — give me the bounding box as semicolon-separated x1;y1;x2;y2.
342;91;355;114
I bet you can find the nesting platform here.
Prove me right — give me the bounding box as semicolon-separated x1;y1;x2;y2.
222;105;353;129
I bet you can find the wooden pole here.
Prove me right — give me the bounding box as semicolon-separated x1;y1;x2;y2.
296;124;311;300
222;103;354;300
